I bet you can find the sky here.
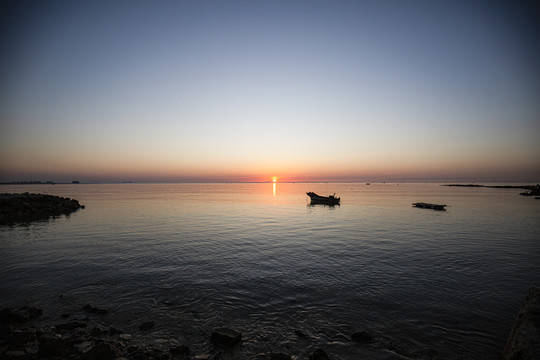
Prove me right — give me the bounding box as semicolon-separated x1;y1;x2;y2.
1;0;539;183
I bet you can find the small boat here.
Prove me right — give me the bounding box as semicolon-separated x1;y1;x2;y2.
412;202;446;211
307;192;340;205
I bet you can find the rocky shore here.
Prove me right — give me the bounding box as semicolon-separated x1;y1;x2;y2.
0;304;337;360
3;288;539;360
0;193;85;225
502;287;540;359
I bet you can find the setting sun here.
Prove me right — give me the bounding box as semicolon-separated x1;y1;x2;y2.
272;177;278;183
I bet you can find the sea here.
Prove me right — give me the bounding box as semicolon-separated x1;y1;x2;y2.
1;182;539;359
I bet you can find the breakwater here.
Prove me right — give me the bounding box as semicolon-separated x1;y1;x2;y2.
0;193;85;225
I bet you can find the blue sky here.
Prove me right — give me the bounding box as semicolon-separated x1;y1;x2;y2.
1;0;539;182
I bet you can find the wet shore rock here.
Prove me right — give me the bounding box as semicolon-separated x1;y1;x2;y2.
210;328;242;348
502;287;540;359
0;193;85;225
0;304;193;360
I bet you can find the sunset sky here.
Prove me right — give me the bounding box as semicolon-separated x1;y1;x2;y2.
1;0;539;183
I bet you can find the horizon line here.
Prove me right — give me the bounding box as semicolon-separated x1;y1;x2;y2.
2;180;538;185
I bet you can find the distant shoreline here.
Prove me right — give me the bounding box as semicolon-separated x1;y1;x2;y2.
443;184;540;196
443;183;539;190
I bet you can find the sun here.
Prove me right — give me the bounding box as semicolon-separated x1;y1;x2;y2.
271;176;278;183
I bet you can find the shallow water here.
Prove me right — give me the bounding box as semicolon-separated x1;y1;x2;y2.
1;183;539;359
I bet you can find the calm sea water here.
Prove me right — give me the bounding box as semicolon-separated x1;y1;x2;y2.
1;183;539;359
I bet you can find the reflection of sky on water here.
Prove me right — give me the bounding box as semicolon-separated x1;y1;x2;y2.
0;183;538;358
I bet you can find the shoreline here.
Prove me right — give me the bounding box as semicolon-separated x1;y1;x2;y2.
443;184;540;196
0;303;349;360
2;288;539;359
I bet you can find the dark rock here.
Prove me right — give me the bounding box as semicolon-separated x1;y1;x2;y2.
0;307;42;324
210;327;242;347
351;331;373;343
171;344;190;356
127;344;139;353
55;321;87;332
139;321;155;331
294;329;307;338
0;323;12;340
4;350;30;359
74;340;93;354
309;348;330;360
10;329;36;346
268;352;291;360
61;313;70;318
81;342;122;360
83;304;109;314
70;314;90;322
192;355;211;360
145;346;169;360
90;325;108;337
38;333;67;358
502;287;540;360
119;333;132;341
109;326;123;335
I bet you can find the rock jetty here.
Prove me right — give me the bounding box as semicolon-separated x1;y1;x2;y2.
0;193;85;225
502;287;540;359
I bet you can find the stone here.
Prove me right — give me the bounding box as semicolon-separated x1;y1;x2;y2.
10;329;36;346
4;350;29;359
55;321;87;332
0;307;42;324
193;355;211;360
83;304;109;314
294;329;307;338
0;323;12;339
109;326;123;335
268;352;291;360
170;344;190;355
502;287;540;360
38;333;67;358
210;327;242;347
309;348;330;360
351;331;373;343
74;340;93;353
119;333;132;341
81;342;122;360
139;321;155;331
91;325;109;337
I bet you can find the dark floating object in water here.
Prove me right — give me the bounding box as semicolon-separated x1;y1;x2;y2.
412;202;446;211
307;192;340;206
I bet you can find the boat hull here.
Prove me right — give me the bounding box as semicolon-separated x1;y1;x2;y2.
412;202;446;211
307;192;340;205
